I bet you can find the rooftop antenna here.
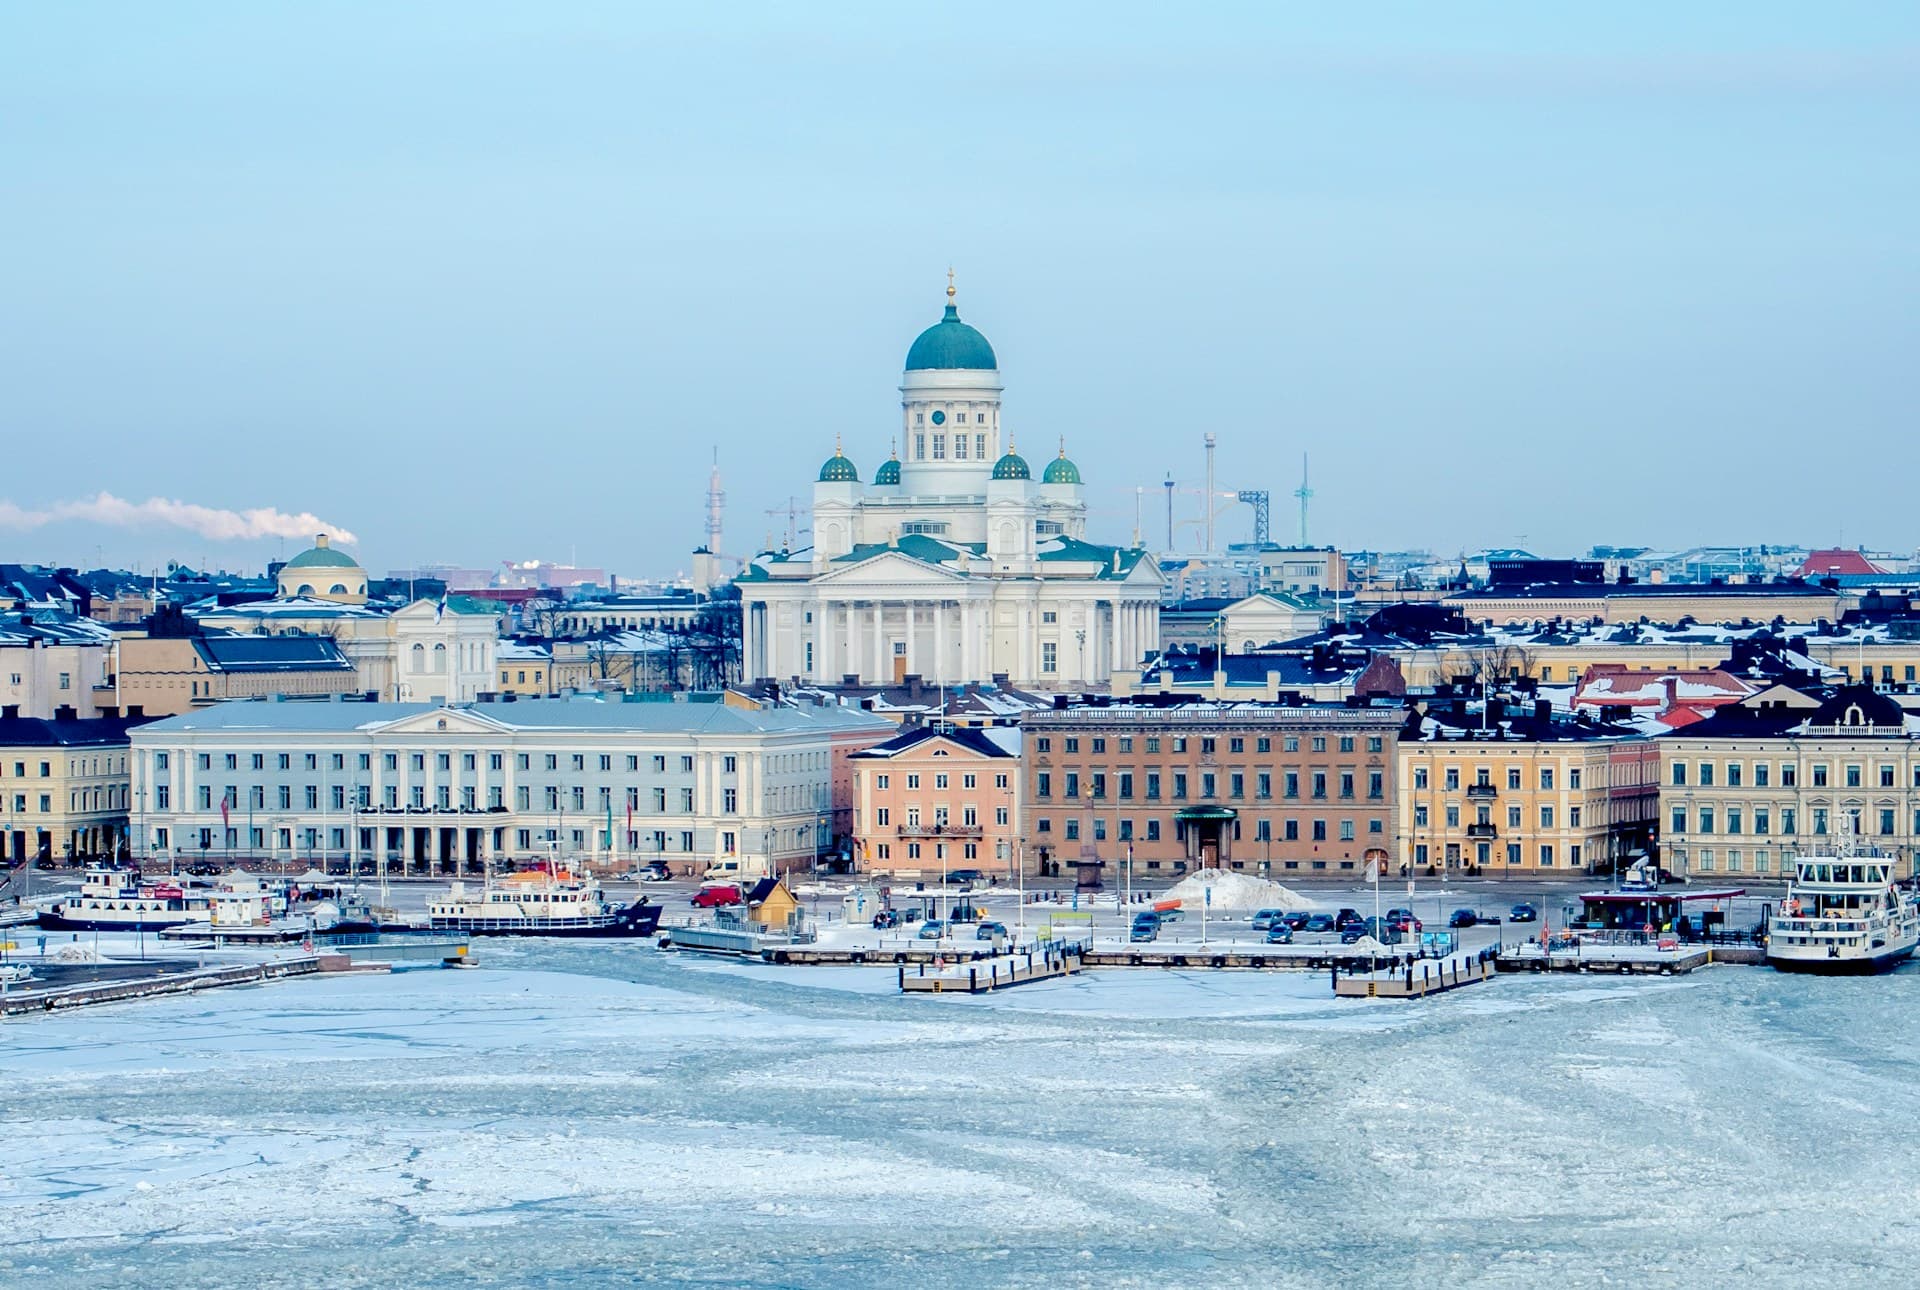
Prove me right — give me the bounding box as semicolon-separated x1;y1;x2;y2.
1204;433;1218;554
1294;453;1313;546
705;449;726;557
1163;474;1175;551
1133;486;1144;549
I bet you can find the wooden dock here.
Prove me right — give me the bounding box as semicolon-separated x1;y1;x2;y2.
899;944;1085;994
1334;954;1496;999
1496;944;1758;975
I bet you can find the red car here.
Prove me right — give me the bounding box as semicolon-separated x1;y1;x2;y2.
691;884;743;909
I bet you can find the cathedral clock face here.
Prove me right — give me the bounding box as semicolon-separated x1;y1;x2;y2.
930;409;946;426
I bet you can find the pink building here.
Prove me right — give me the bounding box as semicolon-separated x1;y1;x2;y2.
850;725;1022;879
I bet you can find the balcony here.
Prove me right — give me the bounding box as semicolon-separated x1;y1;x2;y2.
896;823;983;839
1466;783;1499;800
1465;823;1498;839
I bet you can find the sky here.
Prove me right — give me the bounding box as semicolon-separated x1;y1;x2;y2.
2;2;1916;578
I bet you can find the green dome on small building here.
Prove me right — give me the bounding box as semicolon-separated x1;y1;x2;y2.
873;455;901;486
991;449;1031;481
283;534;359;569
1042;452;1081;485
818;446;860;483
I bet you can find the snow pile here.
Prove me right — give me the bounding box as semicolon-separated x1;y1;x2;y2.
1162;869;1311;913
48;941;107;964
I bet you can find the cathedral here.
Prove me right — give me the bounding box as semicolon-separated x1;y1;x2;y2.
738;281;1162;690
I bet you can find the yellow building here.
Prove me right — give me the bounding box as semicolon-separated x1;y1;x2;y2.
1656;684;1920;882
0;714;151;865
1442;582;1843;629
111;634;360;716
1398;700;1658;877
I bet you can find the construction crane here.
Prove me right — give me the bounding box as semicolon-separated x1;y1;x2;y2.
764;497;810;551
1236;490;1270;545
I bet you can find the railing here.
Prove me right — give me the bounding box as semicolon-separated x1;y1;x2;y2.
1466;783;1498;799
1465;823;1498;839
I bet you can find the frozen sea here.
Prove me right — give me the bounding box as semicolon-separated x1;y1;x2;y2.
3;945;1919;1289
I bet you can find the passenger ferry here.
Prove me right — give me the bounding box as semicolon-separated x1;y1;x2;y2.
37;865;206;933
1767;831;1920;975
426;868;661;938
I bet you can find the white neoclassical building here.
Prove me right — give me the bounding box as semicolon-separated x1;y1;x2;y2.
739;283;1161;690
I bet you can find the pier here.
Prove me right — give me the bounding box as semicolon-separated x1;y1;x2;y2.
899;943;1086;994
1334;953;1497;999
0;956;332;1016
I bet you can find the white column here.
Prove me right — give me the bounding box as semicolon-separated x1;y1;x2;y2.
1017;603;1032;684
870;602;884;684
905;601;918;677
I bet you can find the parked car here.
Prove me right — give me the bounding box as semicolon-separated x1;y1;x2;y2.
691;884;743;909
1281;911;1311;930
1264;924;1294;945
872;909;900;930
1130;912;1160;943
1154;907;1182;924
1448;908;1479;929
946;869;986;888
1385;907;1422;932
1509;903;1539;923
185;862;224;877
1339;926;1368;945
917;919;947;940
637;860;673;883
1251;908;1284;931
1361;918;1405;945
975;921;1009;941
1334;908;1364;931
1303;914;1336;934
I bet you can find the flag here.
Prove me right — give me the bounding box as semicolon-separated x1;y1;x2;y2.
605;799;614;850
434;591;448;623
220;792;230;829
1363;856;1380;884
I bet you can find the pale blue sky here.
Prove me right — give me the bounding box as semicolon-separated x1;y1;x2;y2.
3;3;1916;575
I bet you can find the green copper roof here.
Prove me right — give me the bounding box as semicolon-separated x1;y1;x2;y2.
1042;455;1081;485
905;304;997;371
818;450;860;483
874;456;901;486
283;538;359;569
991;450;1031;481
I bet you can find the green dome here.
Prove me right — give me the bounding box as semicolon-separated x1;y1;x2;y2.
905;303;997;371
991;450;1031;481
874;456;901;486
818;450;860;483
1043;455;1081;485
283;535;359;569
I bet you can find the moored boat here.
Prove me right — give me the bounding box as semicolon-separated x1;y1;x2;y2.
36;865;206;933
1767;829;1919;975
426;867;660;938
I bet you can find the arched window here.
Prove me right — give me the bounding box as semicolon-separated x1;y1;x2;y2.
411;643;427;673
433;643;448;674
1844;704;1866;726
329;584;348;595
297;584;314;596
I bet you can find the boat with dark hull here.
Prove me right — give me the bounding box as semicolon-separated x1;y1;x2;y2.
36;865;204;933
1768;829;1918;975
426;869;661;938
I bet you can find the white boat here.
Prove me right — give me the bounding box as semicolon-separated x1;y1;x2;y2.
37;865;206;933
1768;827;1919;975
425;866;661;938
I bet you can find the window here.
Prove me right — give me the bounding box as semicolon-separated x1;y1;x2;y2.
1041;642;1057;674
1699;807;1715;834
1444;768;1459;791
1539;845;1554;867
1539;769;1554;791
1755;808;1770;835
1881;808;1896;836
1726;808;1742;835
1671;807;1688;834
1339;820;1354;842
1415;805;1431;828
1311;820;1326;842
1781;807;1797;834
1311;772;1326;800
1881;764;1896;789
1725;763;1741;788
1812;764;1828;788
1569;768;1582;790
1413;768;1428;790
1754;763;1769;788
1845;765;1862;789
1781;763;1796;787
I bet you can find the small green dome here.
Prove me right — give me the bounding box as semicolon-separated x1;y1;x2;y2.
906;303;997;371
874;456;901;486
283;535;359;569
818;449;860;483
991;450;1031;481
1043;454;1081;485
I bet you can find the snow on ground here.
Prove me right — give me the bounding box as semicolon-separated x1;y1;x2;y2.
1162;867;1312;911
5;945;1920;1288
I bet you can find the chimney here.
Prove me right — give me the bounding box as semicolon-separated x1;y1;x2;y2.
1663;676;1678;710
54;704;77;721
1;704;17;720
1534;698;1552;723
